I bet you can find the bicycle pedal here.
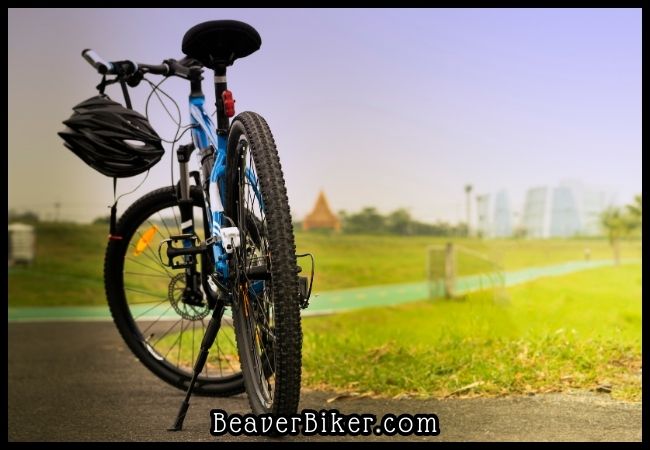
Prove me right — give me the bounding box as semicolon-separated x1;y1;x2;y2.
158;234;207;269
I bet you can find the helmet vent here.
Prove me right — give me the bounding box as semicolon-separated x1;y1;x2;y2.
124;139;147;148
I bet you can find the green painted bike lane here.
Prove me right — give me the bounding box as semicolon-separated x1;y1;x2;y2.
8;259;639;321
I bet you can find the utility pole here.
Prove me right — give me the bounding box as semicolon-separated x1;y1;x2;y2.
464;184;472;237
54;202;61;222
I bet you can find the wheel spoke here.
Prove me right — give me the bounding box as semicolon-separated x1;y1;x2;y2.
125;286;166;299
125;256;169;276
124;271;169;278
140;304;174;335
152;318;183;347
133;299;168;320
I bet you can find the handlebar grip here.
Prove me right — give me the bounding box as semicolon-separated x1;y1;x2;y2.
82;49;113;75
141;63;170;75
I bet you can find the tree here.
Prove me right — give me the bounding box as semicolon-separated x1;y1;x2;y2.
339;206;469;236
343;207;386;234
600;207;636;265
386;209;413;235
626;194;642;232
8;210;39;224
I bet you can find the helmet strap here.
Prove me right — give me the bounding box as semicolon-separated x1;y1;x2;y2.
109;177;119;237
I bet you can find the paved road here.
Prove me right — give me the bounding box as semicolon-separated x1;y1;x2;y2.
8;259;639;321
8;322;641;442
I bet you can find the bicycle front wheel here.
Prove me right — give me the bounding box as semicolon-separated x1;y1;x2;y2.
226;111;303;415
104;186;244;396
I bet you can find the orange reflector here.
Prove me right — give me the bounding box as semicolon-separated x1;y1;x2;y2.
134;225;159;256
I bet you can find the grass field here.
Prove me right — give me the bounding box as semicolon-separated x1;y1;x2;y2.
8;222;641;307
295;231;641;291
8;222;642;401
302;263;642;401
9;223;108;307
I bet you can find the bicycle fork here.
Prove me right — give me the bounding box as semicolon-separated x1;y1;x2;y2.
167;142;225;432
174;143;204;305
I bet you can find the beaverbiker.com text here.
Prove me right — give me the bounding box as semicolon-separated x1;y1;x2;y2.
210;409;440;437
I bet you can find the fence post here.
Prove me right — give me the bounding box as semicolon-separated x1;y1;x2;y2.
426;246;432;299
444;242;456;298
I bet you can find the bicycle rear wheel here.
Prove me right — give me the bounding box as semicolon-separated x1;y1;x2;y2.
104;186;244;396
226;111;302;415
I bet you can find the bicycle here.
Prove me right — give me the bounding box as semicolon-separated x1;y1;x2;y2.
59;20;314;430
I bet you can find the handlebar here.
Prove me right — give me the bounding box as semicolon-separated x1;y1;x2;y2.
82;49;114;74
81;49;197;80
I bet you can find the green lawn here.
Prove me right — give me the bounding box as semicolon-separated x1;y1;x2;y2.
8;222;641;307
9;222;107;307
9;222;641;401
302;263;642;401
295;231;641;291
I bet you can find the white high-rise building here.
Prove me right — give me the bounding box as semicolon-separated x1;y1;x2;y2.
476;189;512;238
521;181;615;238
477;181;615;238
522;187;550;238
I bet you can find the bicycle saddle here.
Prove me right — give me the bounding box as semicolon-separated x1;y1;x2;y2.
182;20;261;69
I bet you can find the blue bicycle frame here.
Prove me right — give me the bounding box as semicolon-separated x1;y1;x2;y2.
187;93;230;277
182;84;262;282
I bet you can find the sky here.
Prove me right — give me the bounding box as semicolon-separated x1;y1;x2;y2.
8;8;642;224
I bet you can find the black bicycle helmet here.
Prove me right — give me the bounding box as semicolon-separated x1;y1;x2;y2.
59;95;165;178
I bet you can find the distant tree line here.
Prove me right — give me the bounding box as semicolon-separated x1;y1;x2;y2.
338;207;468;236
8;210;39;224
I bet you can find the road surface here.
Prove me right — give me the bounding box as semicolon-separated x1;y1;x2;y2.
8;322;641;442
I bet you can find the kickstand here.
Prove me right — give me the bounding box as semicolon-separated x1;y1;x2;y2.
167;304;224;431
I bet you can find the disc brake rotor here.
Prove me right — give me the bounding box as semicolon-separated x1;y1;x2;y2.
168;273;210;320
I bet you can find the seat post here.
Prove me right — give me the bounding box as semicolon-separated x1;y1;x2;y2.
214;65;229;135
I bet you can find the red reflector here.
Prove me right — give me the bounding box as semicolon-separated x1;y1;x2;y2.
222;90;235;117
108;235;123;240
